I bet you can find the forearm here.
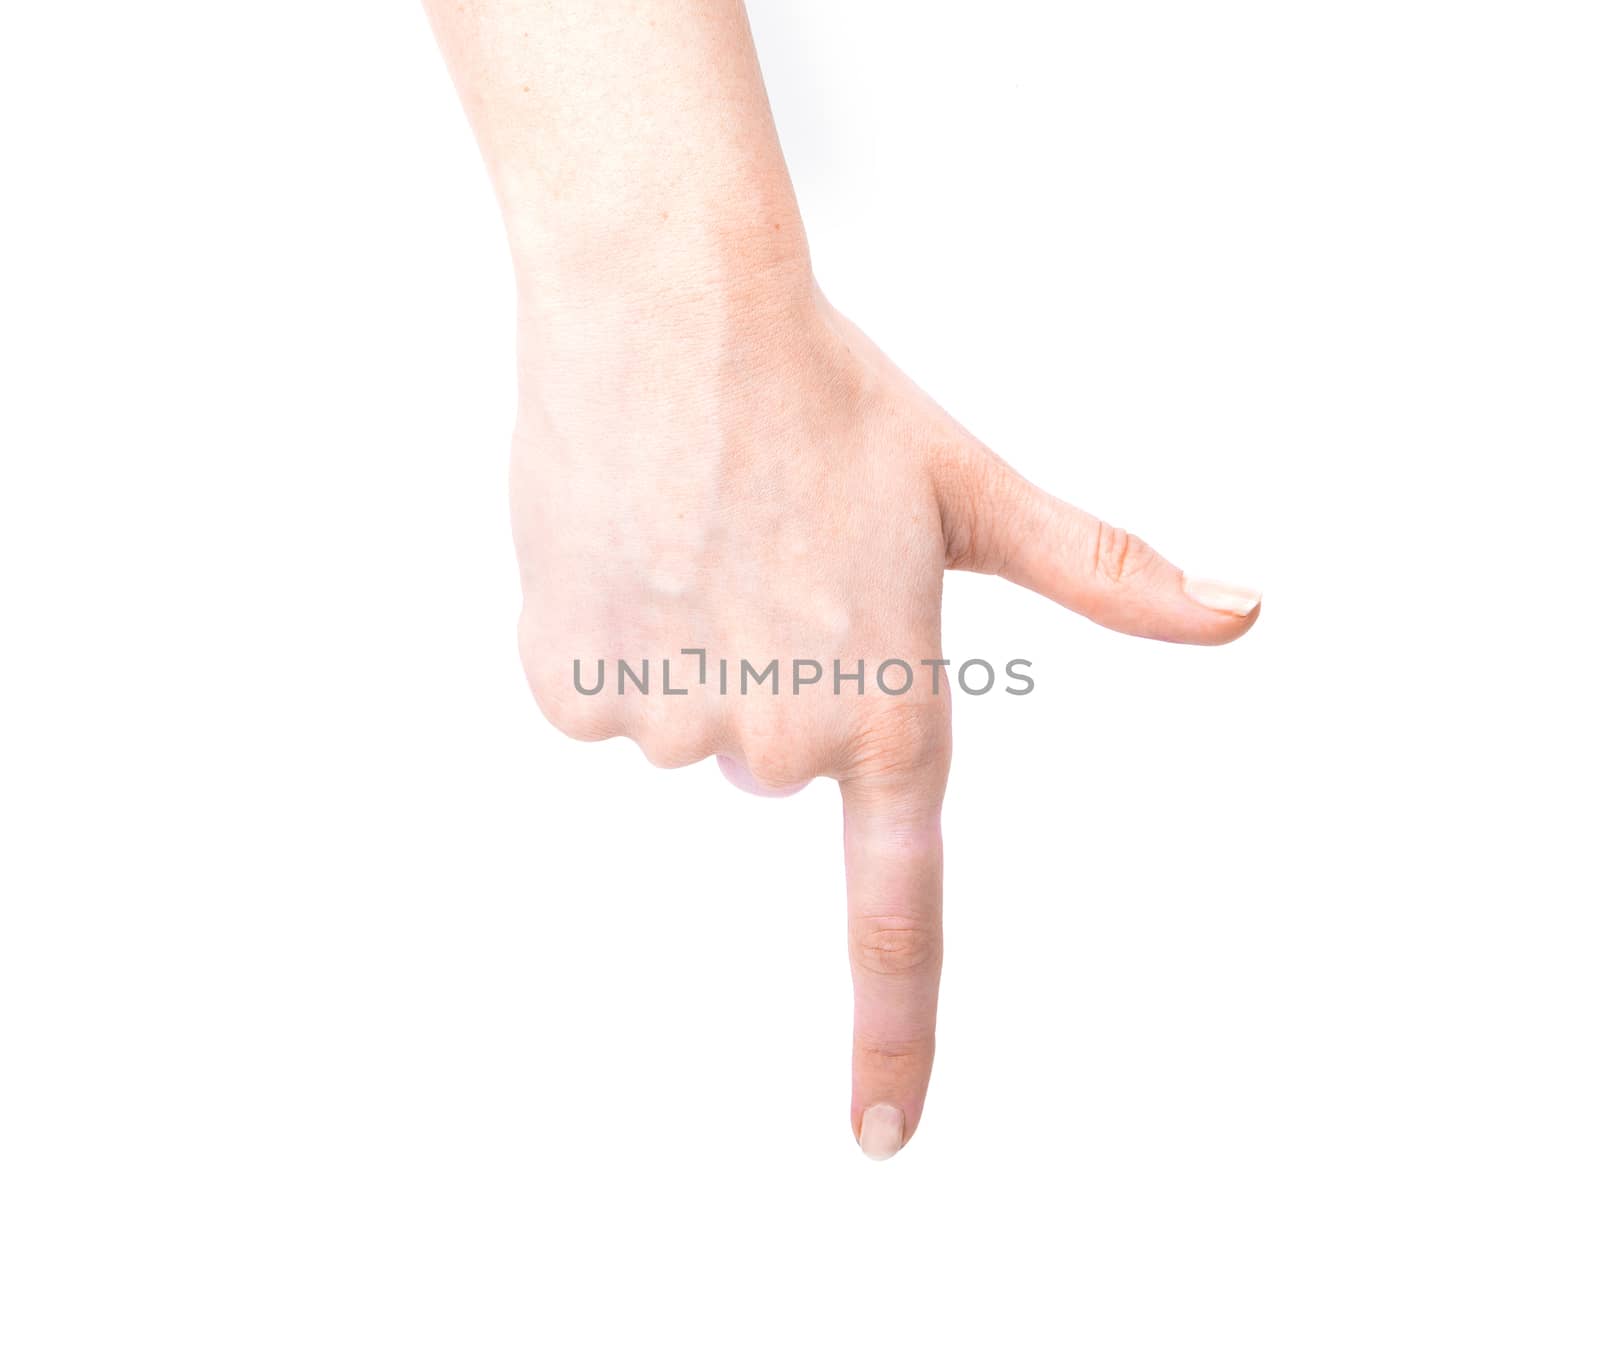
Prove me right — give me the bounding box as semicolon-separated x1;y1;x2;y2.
422;0;809;314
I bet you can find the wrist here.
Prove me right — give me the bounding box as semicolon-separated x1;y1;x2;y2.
511;207;820;393
505;148;810;303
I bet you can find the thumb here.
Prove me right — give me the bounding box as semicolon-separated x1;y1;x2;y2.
939;442;1261;644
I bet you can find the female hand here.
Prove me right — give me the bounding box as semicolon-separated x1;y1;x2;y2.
511;260;1260;1158
426;0;1259;1157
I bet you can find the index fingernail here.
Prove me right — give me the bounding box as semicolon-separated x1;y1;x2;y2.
859;1104;905;1161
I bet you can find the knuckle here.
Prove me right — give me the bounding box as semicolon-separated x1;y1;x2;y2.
1091;521;1154;586
636;726;709;770
537;689;614;743
741;745;803;789
518;629;615;743
849;699;951;781
850;914;942;978
1092;521;1132;583
940;444;1017;574
737;719;812;790
855;1034;934;1066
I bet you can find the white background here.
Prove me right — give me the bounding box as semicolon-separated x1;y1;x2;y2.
2;1;1596;1340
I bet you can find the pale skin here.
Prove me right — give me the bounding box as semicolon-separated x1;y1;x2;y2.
424;0;1261;1159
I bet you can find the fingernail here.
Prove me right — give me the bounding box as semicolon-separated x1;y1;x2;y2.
1182;575;1262;617
859;1104;905;1161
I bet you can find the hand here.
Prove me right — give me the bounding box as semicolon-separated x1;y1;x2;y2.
512;261;1261;1158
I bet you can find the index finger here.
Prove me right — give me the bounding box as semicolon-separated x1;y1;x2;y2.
840;748;949;1160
